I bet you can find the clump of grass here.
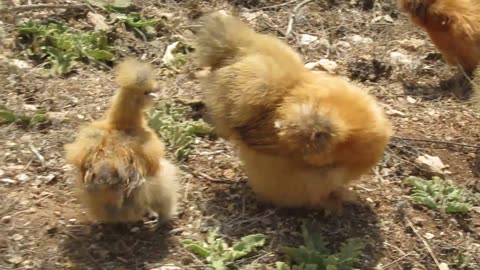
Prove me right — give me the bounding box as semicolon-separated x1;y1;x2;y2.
17;20;115;75
0;106;48;127
275;223;364;270
405;176;474;214
182;228;266;270
148;102;212;161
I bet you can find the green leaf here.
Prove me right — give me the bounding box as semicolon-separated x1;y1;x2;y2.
276;262;291;270
181;240;211;258
445;202;471;214
210;258;228;270
84;49;114;61
229;234;266;260
336;239;364;270
279;246;311;265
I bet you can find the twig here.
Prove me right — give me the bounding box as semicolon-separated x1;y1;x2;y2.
391;136;480;149
285;0;314;37
405;216;442;270
259;0;298;10
380;252;414;269
28;143;46;166
0;4;88;14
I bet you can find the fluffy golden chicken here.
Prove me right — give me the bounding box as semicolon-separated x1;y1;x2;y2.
398;0;480;74
194;12;392;209
65;58;178;224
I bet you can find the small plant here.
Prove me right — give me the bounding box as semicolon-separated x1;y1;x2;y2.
405;176;473;214
182;229;266;270
17;20;115;75
276;223;364;270
148;102;212;161
114;12;162;38
0;106;48;127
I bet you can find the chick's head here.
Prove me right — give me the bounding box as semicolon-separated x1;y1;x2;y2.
115;58;159;109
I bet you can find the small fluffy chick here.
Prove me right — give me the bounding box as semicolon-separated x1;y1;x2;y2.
65;58;178;224
398;0;480;74
195;12;392;209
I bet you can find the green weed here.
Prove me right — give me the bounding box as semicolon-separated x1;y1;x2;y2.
0;106;48;127
276;223;364;270
405;176;474;214
148;102;212;161
17;20;114;75
182;229;266;270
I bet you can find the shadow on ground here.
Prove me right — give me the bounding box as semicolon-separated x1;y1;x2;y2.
203;178;386;269
61;222;174;269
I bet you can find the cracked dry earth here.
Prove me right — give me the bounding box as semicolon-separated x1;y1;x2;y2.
0;0;479;269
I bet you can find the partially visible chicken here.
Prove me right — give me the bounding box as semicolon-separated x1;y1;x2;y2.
65;58;179;224
398;0;480;74
194;12;392;209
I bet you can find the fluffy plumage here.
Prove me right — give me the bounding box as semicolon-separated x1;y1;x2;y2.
398;0;480;73
195;12;392;209
65;58;178;223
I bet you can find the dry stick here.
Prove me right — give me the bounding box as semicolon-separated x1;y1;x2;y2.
28;143;46;166
380;252;414;270
285;0;314;37
0;4;88;14
405;216;443;270
391;135;480;149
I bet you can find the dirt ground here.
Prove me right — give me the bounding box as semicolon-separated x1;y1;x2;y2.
1;0;479;269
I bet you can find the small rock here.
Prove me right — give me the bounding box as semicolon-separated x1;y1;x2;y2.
240;11;263;21
130;227;140;233
305;59;338;73
68;218;77;224
318;59;338;73
406;96;417;104
7;255;23;265
300;34;318;45
438;263;449;270
416;154;446;176
12;233;24;241
383;15;394;23
16;173;30;182
348;34;373;45
54;211;61;217
424;232;435;239
389;51;413;67
1;215;11;223
23;104;37;111
0;169;4;177
46;112;67;122
9;59;31;69
0;178;16;184
223;169;235;179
